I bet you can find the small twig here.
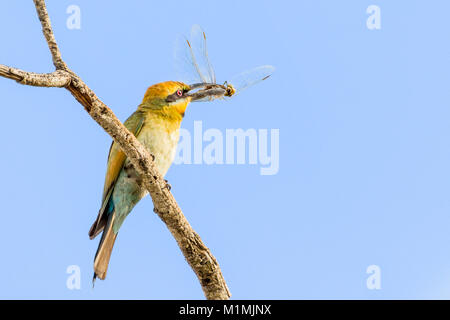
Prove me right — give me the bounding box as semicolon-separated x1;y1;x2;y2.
33;0;68;70
0;65;70;87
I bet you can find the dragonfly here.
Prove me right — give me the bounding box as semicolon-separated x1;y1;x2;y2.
174;25;275;101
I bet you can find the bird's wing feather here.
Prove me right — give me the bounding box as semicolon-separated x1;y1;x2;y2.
89;111;145;239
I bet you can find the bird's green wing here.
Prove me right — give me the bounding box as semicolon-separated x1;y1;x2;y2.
89;111;145;239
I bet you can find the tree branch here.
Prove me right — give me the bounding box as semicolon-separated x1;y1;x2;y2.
33;0;68;70
0;65;71;87
0;0;230;299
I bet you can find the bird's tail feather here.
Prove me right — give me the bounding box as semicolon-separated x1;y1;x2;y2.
93;213;117;281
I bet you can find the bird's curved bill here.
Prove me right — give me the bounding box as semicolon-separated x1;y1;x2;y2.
186;83;227;102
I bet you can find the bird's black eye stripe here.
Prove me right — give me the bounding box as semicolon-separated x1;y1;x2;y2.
166;89;187;103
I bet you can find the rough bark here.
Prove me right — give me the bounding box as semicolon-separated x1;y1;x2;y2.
0;65;70;87
0;0;230;300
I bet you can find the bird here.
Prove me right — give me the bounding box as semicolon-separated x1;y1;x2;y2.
89;81;225;282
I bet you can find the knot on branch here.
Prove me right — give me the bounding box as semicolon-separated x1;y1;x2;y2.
153;207;169;215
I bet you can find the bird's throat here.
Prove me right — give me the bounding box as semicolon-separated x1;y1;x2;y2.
140;100;188;121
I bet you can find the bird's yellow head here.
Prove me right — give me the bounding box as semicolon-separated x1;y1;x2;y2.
139;81;227;120
141;81;191;118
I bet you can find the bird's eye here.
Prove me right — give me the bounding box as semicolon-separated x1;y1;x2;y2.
176;89;183;97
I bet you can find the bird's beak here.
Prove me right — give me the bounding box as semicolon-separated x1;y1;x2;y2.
186;83;227;102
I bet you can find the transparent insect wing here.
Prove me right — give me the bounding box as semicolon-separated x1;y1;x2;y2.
227;65;275;95
173;25;216;85
174;34;205;84
190;24;216;84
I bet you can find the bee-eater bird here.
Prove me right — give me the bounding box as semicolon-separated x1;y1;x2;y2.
89;81;225;281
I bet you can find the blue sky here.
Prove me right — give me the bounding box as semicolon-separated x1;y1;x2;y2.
1;0;450;299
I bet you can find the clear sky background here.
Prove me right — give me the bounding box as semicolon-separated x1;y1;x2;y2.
1;0;450;299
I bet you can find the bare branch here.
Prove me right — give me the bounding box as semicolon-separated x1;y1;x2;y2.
0;1;231;299
33;0;68;70
0;65;71;87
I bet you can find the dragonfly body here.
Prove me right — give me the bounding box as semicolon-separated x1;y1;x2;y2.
175;25;274;100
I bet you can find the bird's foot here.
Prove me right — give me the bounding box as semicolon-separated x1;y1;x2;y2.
164;179;171;191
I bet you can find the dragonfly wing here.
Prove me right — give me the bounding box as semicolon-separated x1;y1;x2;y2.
228;65;275;95
174;34;206;84
174;25;216;85
190;24;216;84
